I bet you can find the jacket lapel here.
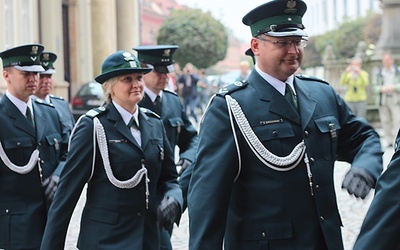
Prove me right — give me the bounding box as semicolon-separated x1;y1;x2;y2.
250;72;301;124
3;96;36;136
294;78;317;130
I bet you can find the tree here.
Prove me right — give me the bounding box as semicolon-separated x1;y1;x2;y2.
157;8;228;69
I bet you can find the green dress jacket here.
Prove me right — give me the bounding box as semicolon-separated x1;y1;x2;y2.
353;131;400;250
188;70;383;250
40;102;182;250
0;95;67;249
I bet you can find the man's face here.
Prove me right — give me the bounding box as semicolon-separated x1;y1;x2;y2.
36;74;54;99
3;67;39;102
251;35;304;81
143;70;169;94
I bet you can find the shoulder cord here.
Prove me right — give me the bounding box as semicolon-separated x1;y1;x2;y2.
0;143;39;174
225;95;314;194
93;117;150;192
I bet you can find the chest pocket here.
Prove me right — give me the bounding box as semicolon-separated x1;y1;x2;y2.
253;122;294;141
3;137;33;149
314;115;340;160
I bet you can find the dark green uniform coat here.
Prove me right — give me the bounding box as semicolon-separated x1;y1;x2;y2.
0;95;67;249
49;95;75;135
188;71;383;250
353;131;400;250
139;90;198;162
40;102;182;250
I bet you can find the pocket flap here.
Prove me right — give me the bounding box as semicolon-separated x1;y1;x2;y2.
238;219;293;240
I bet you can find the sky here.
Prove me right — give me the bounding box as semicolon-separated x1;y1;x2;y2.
176;0;268;42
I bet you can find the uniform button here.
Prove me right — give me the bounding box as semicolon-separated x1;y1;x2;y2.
16;142;21;147
41;160;45;164
5;209;9;213
137;212;143;217
320;216;325;222
304;131;309;137
272;131;278;137
315;184;320;192
309;157;315;163
261;231;267;237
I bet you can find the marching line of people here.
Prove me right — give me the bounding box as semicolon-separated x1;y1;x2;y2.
1;0;400;249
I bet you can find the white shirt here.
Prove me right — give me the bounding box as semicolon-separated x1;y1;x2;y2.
255;64;297;96
6;90;34;120
112;101;141;146
144;87;163;103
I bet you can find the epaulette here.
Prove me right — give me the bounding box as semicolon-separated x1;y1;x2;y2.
140;107;161;119
85;106;107;118
49;94;65;100
163;88;178;96
34;98;55;108
217;80;248;97
295;74;329;85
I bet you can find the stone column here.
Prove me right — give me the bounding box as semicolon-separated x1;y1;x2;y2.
116;0;140;51
39;0;68;98
91;0;117;77
374;0;400;58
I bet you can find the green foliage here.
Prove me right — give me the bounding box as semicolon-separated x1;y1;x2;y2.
303;13;381;68
157;8;228;69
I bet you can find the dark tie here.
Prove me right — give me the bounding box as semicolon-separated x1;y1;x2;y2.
127;117;140;130
285;83;298;111
154;95;162;114
26;106;35;127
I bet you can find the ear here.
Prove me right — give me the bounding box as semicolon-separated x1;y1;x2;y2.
251;37;261;57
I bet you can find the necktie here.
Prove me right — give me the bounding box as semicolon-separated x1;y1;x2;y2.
285;83;298;111
26;106;35;127
127;117;140;130
154;95;162;114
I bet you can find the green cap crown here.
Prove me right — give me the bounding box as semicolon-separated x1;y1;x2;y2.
0;44;44;68
242;0;307;37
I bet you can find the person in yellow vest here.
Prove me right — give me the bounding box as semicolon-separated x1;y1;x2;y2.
339;57;369;119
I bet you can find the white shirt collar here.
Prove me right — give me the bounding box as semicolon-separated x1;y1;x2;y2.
112;100;140;127
144;87;163;103
6;90;34;116
255;64;296;96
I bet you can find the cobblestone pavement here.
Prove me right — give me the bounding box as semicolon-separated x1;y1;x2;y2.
64;142;394;250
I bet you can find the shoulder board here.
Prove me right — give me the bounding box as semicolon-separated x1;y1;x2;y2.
49;94;64;100
34;98;55;107
217;81;248;97
163;88;178;96
295;74;329;85
140;107;160;119
85;106;107;118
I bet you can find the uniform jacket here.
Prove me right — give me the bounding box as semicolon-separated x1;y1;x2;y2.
0;95;67;249
188;70;383;250
178;74;199;99
49;95;75;134
40;102;183;250
353;131;400;250
139;90;198;162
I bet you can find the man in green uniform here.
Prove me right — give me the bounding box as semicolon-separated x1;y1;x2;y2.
33;52;75;135
0;44;67;249
187;1;383;249
133;45;198;250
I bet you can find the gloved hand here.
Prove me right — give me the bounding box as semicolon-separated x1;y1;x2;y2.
42;175;60;202
341;167;375;199
157;196;180;231
177;158;192;176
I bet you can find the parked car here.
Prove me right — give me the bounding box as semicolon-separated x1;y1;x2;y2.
71;81;104;121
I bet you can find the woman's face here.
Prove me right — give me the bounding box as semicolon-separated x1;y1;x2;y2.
110;73;145;113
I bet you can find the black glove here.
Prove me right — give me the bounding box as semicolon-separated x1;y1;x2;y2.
341;168;375;199
157;196;180;231
42;175;60;202
177;158;192;176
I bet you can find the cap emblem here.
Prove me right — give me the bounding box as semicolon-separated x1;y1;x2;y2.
163;49;171;57
30;46;39;55
285;0;297;13
123;52;134;61
42;53;50;61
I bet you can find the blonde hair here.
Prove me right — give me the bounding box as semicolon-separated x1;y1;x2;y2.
102;77;118;104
